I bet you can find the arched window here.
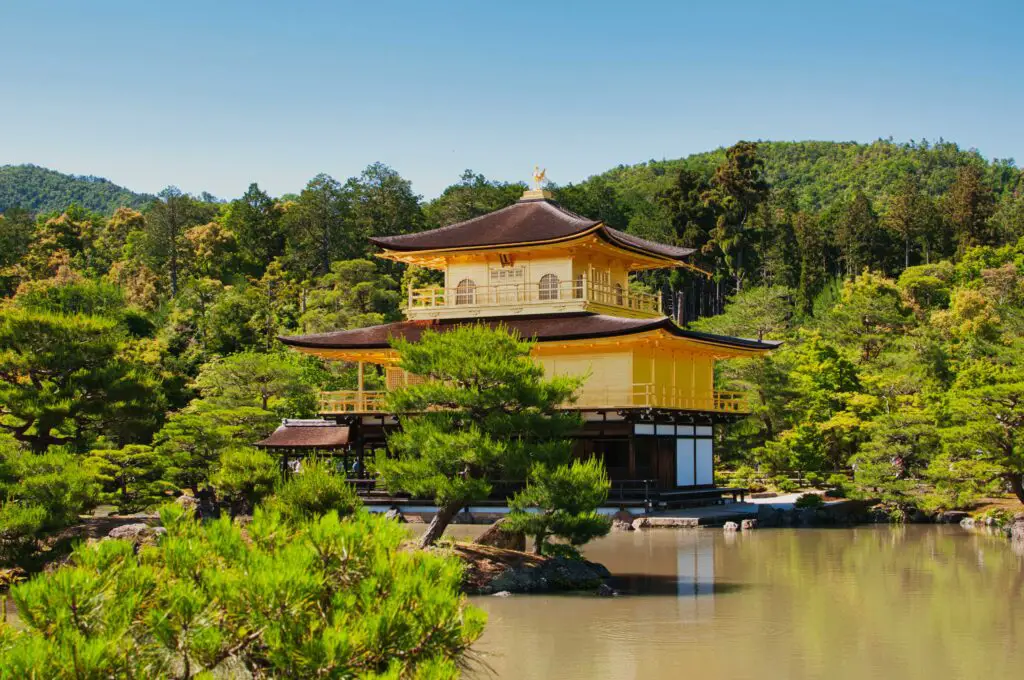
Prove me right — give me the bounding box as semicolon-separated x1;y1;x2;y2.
539;274;560;300
614;282;625;306
455;278;476;305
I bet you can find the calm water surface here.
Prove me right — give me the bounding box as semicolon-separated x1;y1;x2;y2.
459;526;1024;680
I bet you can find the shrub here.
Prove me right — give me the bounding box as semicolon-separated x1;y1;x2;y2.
0;505;485;678
804;471;824;488
826;473;850;497
975;508;1014;527
794;493;824;509
85;444;171;514
0;503;46;564
772;476;798;493
7;448;99;530
210;446;279;516
265;457;360;522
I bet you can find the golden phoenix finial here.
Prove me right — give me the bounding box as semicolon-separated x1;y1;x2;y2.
532;165;546;190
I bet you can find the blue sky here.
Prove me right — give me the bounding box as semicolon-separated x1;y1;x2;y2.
1;0;1021;199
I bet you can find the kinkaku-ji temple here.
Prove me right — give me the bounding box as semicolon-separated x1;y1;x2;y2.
267;175;780;510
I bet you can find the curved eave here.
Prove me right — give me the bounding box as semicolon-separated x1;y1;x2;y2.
375;224;705;274
277;316;779;355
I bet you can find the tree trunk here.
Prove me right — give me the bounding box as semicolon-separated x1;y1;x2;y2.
419;500;462;548
533;532;547;556
1009;473;1024;505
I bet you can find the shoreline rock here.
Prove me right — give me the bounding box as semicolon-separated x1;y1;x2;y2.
474;517;526;552
453;542;611;595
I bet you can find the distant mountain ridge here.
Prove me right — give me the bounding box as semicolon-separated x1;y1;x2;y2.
0;164;154;215
3;140;1018;219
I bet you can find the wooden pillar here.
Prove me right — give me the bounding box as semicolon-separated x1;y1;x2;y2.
357;361;365;410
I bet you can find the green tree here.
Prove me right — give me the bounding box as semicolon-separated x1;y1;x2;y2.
265;456;361;523
884;176;940;268
692;285;795;341
222;182;285;273
193;350;318;416
0;308;165;451
946;165;996;253
210;446;279;516
283;173;350;277
834;191;893;276
938;360;1024;503
85;444;171;513
299;258;401;333
0;207;34;294
378;324;582;548
94;206;146;271
506;457;611;557
143;187;202;297
0;505;485;678
153;402;277;493
347;162;423;244
424;170;523;228
703;141;770;292
794;211;830;313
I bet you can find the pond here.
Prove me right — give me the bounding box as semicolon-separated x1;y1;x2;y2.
463;525;1024;680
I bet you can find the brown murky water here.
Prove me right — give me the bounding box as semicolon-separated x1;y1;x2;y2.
460;526;1024;680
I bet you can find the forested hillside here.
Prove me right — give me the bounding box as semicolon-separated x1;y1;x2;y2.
0;164;154;214
1;139;1023;549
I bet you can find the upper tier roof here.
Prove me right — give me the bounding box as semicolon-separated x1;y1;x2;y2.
370;197;695;262
278;313;781;353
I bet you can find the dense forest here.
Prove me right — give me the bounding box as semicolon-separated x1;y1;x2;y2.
0;164;155;214
1;139;1023;546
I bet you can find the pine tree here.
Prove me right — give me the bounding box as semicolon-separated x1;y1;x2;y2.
0;506;485;677
377;324;582;548
506;457;611;557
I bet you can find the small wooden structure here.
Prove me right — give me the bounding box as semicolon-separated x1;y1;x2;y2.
255;419;371;481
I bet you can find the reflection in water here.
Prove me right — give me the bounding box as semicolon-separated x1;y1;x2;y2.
466;526;1024;680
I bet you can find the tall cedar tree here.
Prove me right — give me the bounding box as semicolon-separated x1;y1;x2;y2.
144;187;204;297
703;141;770;293
884;176;940;268
282;173;350;277
222;182;285;274
946;165;997;253
378;324;582;548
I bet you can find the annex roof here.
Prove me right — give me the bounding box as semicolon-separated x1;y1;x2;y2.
278;313;781;353
255;420;350;449
370;197;695;262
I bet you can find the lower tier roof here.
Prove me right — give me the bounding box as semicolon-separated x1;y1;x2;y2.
278;313;781;353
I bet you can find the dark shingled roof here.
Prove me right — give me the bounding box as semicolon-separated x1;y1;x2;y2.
278;313;781;352
255;421;350;449
370;198;695;261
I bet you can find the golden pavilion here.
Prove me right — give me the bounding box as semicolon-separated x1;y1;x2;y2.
275;182;778;505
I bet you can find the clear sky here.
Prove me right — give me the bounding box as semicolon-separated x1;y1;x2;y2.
1;0;1021;199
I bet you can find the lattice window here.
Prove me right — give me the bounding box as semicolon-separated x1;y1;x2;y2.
538;273;560;300
385;367;425;391
454;278;476;305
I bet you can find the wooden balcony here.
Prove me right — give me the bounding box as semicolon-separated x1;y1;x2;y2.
318;386;749;415
320;390;388;414
405;278;662;321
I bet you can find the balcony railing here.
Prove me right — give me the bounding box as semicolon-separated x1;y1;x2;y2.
319;386;748;414
320;391;388;414
407;278;662;316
